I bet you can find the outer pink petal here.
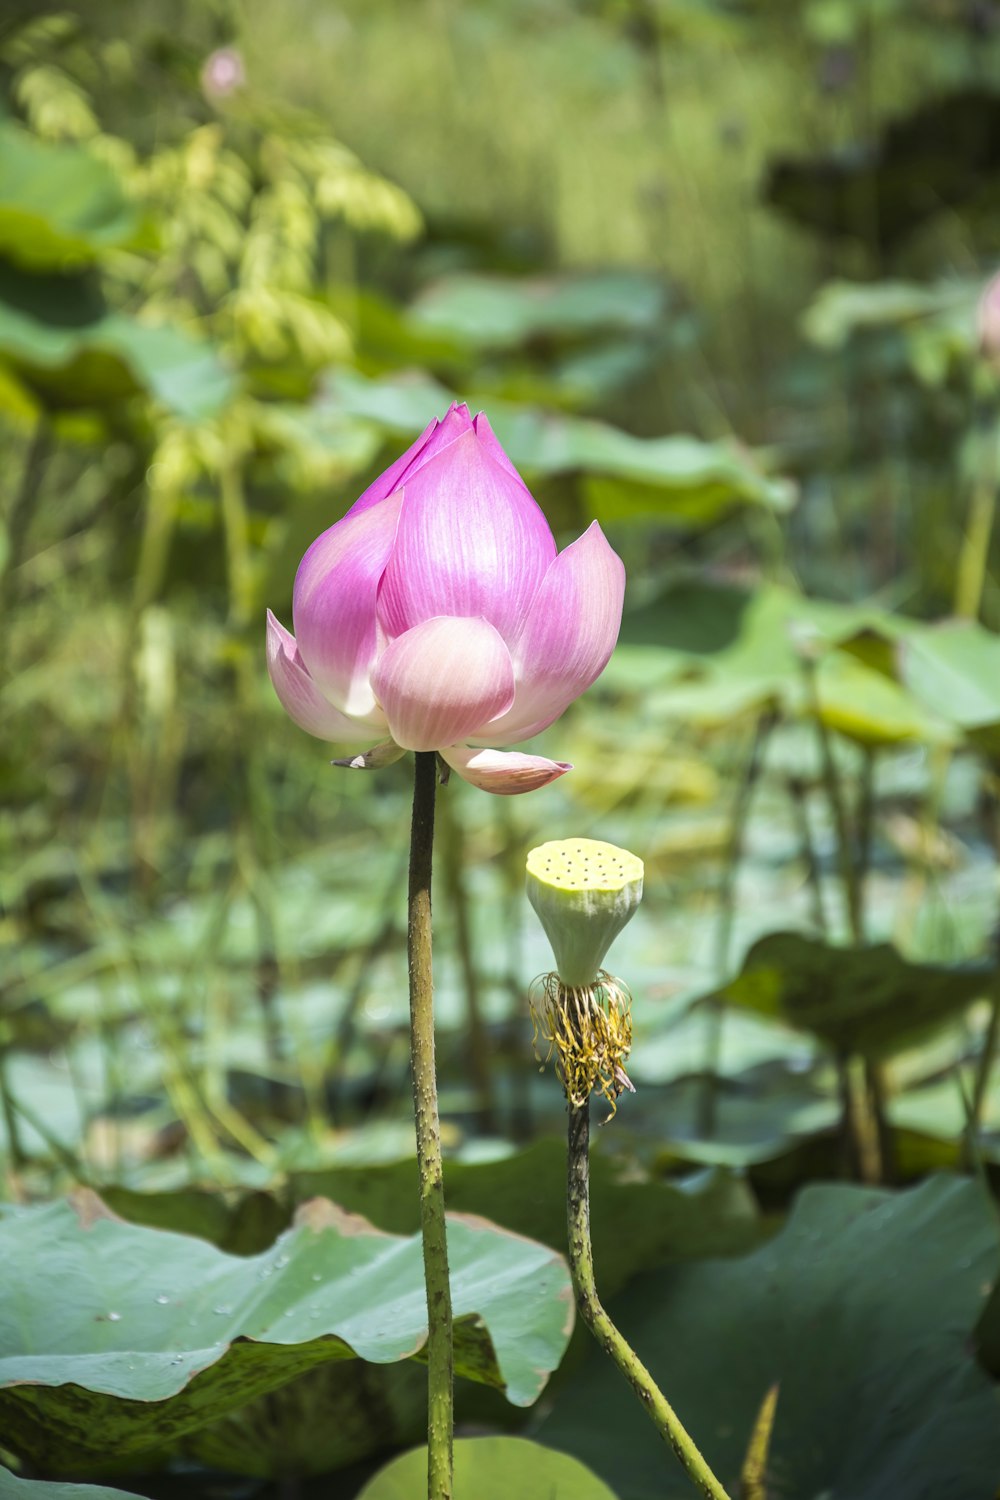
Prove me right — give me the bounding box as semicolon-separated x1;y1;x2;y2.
486;521;625;745
376;428;556;645
292;493;403;718
370;615;515;752
346;403;473;519
471;411;522;483
440;745;572;795
266;610;380;743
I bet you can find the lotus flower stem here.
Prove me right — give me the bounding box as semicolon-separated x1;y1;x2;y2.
954;401;1000;621
566;1101;730;1500
526;839;728;1495
0;423;49;624
801;655;862;943
786;773;828;933
407;749;453;1499
801;656;886;1183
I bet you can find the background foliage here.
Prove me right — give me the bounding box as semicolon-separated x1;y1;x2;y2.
3;1;1000;1496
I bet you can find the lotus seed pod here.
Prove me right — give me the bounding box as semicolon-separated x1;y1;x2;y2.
525;838;644;988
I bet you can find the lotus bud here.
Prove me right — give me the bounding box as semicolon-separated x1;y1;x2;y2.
526;838;643;1119
266;402;625;797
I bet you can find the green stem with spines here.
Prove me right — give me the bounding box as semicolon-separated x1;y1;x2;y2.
566;1101;731;1499
408;750;454;1499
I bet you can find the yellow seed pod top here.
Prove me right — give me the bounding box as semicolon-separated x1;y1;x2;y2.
526;839;644;894
526;838;644;989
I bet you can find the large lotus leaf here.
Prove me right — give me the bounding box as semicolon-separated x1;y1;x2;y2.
359;1436;619;1500
102;1185;288;1256
803;278;975;349
799;274;980;387
106;1142;758;1298
900;621;1000;754
0;124;139;270
408;268;669;348
0;1469;144;1500
890;1074;1000;1157
322;370;793;514
723;931;993;1059
0;264;234;420
489;414;794;519
639;1069;840;1171
0;359;42;423
292;1139;761;1298
321;367;454;435
614;581;912;726
537;1176;1000;1500
812;649;953;747
185;1357;428;1477
548;333;678;405
631;1008;814;1087
0;1191;572;1473
251;400;382;484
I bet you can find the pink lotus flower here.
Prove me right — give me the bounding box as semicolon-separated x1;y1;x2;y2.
266;402;625;795
979;270;1000;366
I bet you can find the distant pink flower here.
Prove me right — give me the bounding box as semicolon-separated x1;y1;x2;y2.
979;271;1000;366
201;47;245;101
267;403;625;795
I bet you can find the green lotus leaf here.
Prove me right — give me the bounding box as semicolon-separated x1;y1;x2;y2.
803;278;974;349
723;930;994;1059
0;264;234;420
0;1468;145;1500
322;370;794;517
0;1468;143;1500
0;124;139;270
610;580;916;726
812;649;953;747
408;268;668;348
0;1191;572;1473
537;1176;1000;1499
358;1436;620;1500
900;620;1000;753
292;1139;761;1299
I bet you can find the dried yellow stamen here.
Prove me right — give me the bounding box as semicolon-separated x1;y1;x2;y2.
529;970;635;1121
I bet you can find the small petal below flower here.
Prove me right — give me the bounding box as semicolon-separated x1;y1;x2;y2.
440;744;572;795
331;740;406;771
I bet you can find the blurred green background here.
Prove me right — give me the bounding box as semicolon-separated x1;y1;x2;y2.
3;2;1000;1496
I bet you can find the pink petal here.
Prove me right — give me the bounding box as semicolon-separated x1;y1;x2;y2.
292;493;403;718
440;745;572;796
370;615;515;752
486;521;625;745
266;610;379;743
346;403;473;519
471;411;522;483
376;428;556;645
